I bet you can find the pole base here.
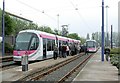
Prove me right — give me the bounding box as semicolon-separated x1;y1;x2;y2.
22;64;28;71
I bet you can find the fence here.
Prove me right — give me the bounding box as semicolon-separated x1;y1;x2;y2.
5;36;15;46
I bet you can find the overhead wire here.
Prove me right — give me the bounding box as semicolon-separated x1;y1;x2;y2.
16;0;98;30
16;0;57;22
69;0;95;30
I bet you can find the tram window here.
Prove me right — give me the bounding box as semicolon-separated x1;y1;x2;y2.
43;38;46;51
63;41;67;45
59;40;62;45
29;36;39;50
52;40;55;50
59;41;61;45
56;40;58;46
47;39;52;51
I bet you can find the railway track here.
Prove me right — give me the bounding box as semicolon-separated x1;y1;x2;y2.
58;53;92;82
0;56;13;63
18;53;94;81
0;61;19;70
0;56;17;70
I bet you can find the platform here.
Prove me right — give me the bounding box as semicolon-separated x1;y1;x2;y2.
73;49;119;81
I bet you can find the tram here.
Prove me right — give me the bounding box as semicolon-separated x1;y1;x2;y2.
86;40;98;52
13;30;81;61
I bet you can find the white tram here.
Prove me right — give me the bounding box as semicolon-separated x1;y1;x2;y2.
13;30;81;61
86;40;98;52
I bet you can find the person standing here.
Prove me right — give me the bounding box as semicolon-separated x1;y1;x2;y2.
84;45;88;55
70;44;75;56
66;45;70;56
62;45;67;58
59;45;62;58
104;47;110;61
53;44;58;60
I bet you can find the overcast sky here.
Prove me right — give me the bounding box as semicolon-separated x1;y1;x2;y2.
0;0;119;38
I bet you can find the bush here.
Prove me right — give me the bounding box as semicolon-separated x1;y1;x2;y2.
110;48;120;54
110;54;119;69
5;42;13;54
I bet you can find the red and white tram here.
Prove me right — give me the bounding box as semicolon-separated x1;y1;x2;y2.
86;40;98;52
13;30;81;61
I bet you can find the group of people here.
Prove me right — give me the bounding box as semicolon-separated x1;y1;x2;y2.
53;43;81;60
53;42;111;61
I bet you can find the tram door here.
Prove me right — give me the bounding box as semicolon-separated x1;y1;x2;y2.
43;38;47;59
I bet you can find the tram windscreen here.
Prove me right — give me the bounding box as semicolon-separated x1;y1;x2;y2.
86;41;95;48
14;32;33;51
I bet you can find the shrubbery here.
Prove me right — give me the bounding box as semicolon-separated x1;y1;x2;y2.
110;54;119;69
110;48;120;54
110;48;120;69
5;42;13;54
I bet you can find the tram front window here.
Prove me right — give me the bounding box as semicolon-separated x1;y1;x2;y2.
15;32;33;51
87;41;95;48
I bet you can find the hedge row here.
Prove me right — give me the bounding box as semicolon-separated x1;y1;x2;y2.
110;54;119;69
110;48;120;69
110;48;120;54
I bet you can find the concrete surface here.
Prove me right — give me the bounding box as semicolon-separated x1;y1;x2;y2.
73;49;119;81
1;55;77;82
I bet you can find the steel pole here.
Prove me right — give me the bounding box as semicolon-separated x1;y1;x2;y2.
106;6;109;47
102;0;104;61
57;14;59;35
57;14;59;55
111;25;113;49
2;0;5;56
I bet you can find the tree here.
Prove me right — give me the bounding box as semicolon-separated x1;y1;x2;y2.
86;33;90;40
112;32;119;47
53;29;62;35
42;26;53;34
68;33;86;44
12;19;28;35
38;26;44;31
91;33;95;40
79;37;86;44
5;14;14;35
53;29;59;35
118;32;120;47
68;33;80;40
12;18;39;35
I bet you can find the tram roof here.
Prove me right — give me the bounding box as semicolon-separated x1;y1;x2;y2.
86;40;96;42
19;30;56;39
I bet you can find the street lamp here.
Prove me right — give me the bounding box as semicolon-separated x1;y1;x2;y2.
106;5;109;47
2;0;5;56
57;14;59;54
57;14;59;35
